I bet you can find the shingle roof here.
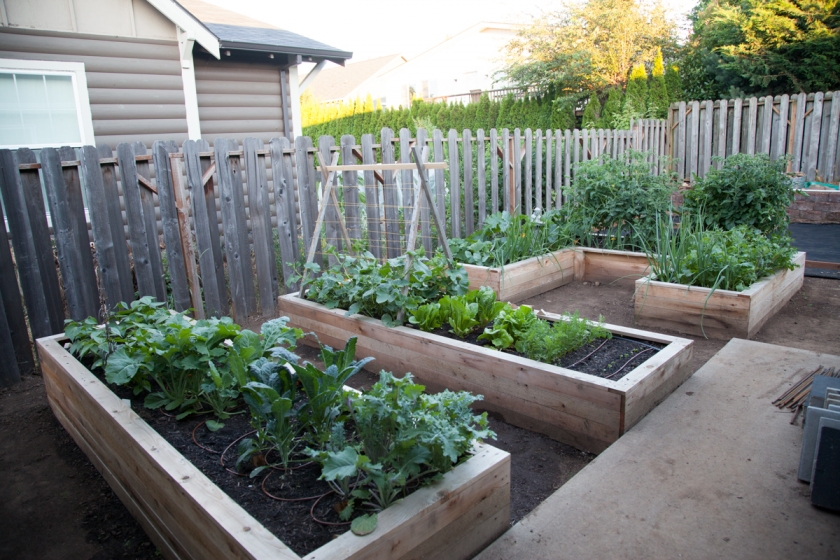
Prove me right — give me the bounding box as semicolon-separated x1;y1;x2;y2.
175;0;351;62
309;54;405;101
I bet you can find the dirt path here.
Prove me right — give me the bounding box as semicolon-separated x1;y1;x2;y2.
1;277;837;559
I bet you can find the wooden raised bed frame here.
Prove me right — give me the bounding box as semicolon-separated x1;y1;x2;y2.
465;247;650;302
277;295;694;454
634;252;806;340
37;334;510;560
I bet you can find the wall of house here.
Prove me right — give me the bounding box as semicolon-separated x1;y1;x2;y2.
0;27;189;147
195;57;287;143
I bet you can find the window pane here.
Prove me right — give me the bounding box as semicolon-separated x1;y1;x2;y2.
0;72;81;146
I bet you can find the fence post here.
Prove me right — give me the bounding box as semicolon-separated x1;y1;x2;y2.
381;128;402;256
271;136;302;293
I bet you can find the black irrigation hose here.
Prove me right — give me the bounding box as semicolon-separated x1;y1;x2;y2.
191;420;222;454
261;470;327;502
567;338;610;369
610;335;662;352
605;348;653;380
220;430;257;476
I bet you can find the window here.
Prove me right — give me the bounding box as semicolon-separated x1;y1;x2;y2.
0;59;95;149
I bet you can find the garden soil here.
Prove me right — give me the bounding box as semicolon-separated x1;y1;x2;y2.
2;277;838;559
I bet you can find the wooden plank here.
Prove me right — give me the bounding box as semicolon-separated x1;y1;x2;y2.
702;100;714;177
791;92;807;172
582;129;589;162
534;129;543;211
244;137;278;316
340;135;362;244
80;146;122;310
152;141;191;312
183;139;227;317
381;128;402;257
463;249;576;302
0;149;61;340
317;162;449;172
0;194;33;376
463;129;474;235
717;99;728;168
0;286;21;386
296;135;322;268
554;130;563;208
41;147;98;322
761;95;773;154
772;95;789;162
806;91;824;181
229;138;258;316
168;154;203;319
477;129;487;228
214;139;247;321
361;134;382;259
501;129;511;213
415;129;433;254
117;143;157;300
746;96;758;155
134;143;167;302
448;129;461;238
399;128;414;244
524;128;533;215
432;129;446;234
96;145;134;303
688;101;700;181
513;128;522;213
489;128;499;215
545;129;553;210
823;92;840;182
270;136;302;294
411;146;452;260
564;129;571;191
731;98;743;155
319;136;342;264
572;129;581;184
676;102;686;178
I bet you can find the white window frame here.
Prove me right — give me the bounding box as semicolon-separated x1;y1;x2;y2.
0;58;95;149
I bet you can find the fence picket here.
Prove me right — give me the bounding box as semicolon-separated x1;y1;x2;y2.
136;143;167;300
806;92;825;181
361;134;382;260
96;145;134;302
0;195;33;376
399;128;414;242
319;135;342;264
477;129;487;227
271;136;302;293
416;128;432;252
153;141;191;312
676;102;687;179
702;101;714;177
535;129;543;211
463;129;474;235
296;135;322;267
513;128;522;213
502;128;511;212
489;128;499;214
117;143;157;299
772;95;789;161
381;128;402;257
524;128;533;215
245;137;278;315
340;135;362;243
433;129;446;232
41;147;98;321
0;289;21;386
545;129;552;209
761;96;773;154
824;93;840;182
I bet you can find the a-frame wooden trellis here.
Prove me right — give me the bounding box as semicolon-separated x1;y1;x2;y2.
297;145;452;297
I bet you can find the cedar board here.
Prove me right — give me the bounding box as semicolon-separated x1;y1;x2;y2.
277;296;694;454
37;335;510;560
634;252;806;339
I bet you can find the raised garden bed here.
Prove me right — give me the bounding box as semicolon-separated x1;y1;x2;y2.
462;249;576;302
634;252;806;340
37;334;511;560
277;295;693;454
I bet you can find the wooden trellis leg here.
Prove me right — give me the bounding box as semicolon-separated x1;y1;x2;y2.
297;152;340;296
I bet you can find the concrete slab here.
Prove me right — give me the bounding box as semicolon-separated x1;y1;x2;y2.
477;339;840;560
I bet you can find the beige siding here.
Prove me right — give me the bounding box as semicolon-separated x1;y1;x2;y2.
2;0;175;40
0;28;188;147
195;58;286;142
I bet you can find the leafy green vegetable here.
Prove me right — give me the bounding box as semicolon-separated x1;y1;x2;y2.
440;296;480;338
514;312;611;363
408;303;444;331
478;305;538;349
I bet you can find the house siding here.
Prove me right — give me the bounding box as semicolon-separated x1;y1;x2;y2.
0;27;189;147
195;57;286;142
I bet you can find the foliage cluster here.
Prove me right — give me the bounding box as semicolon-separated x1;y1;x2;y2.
640;214;798;292
682;154;797;236
299;249;469;326
66;301;492;527
408;288;611;366
448;210;573;267
560;150;678;250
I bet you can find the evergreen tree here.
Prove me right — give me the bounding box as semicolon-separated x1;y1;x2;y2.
476;93;491;131
551;96;577;130
598;87;623;128
664;63;682;104
624;63;649;117
488;99;501;132
581;92;601;129
436;104;451;130
497;94;515;129
648;47;668;118
463;103;477;131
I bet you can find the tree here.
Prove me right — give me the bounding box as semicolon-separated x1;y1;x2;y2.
648;47;669;118
581;92;601;128
475;93;491;131
598;87;624;128
501;0;676;92
497;94;515;129
551;95;578;130
624;64;649;116
681;0;840;98
664;63;683;104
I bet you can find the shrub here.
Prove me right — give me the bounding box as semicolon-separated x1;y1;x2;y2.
682;153;797;236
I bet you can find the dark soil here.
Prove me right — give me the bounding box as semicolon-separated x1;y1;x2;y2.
3;277;837;559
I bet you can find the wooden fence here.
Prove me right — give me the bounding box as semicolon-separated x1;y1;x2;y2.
0;120;665;385
668;91;840;182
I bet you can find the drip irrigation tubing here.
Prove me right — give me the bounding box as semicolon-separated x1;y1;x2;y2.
605;348;653;380
310;491;352;526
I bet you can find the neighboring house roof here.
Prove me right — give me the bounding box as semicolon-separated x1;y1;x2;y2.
170;0;352;62
308;54;406;102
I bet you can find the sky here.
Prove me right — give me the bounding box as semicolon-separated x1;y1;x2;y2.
202;0;700;62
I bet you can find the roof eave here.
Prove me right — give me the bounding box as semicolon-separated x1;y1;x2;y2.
217;40;352;65
147;0;221;58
